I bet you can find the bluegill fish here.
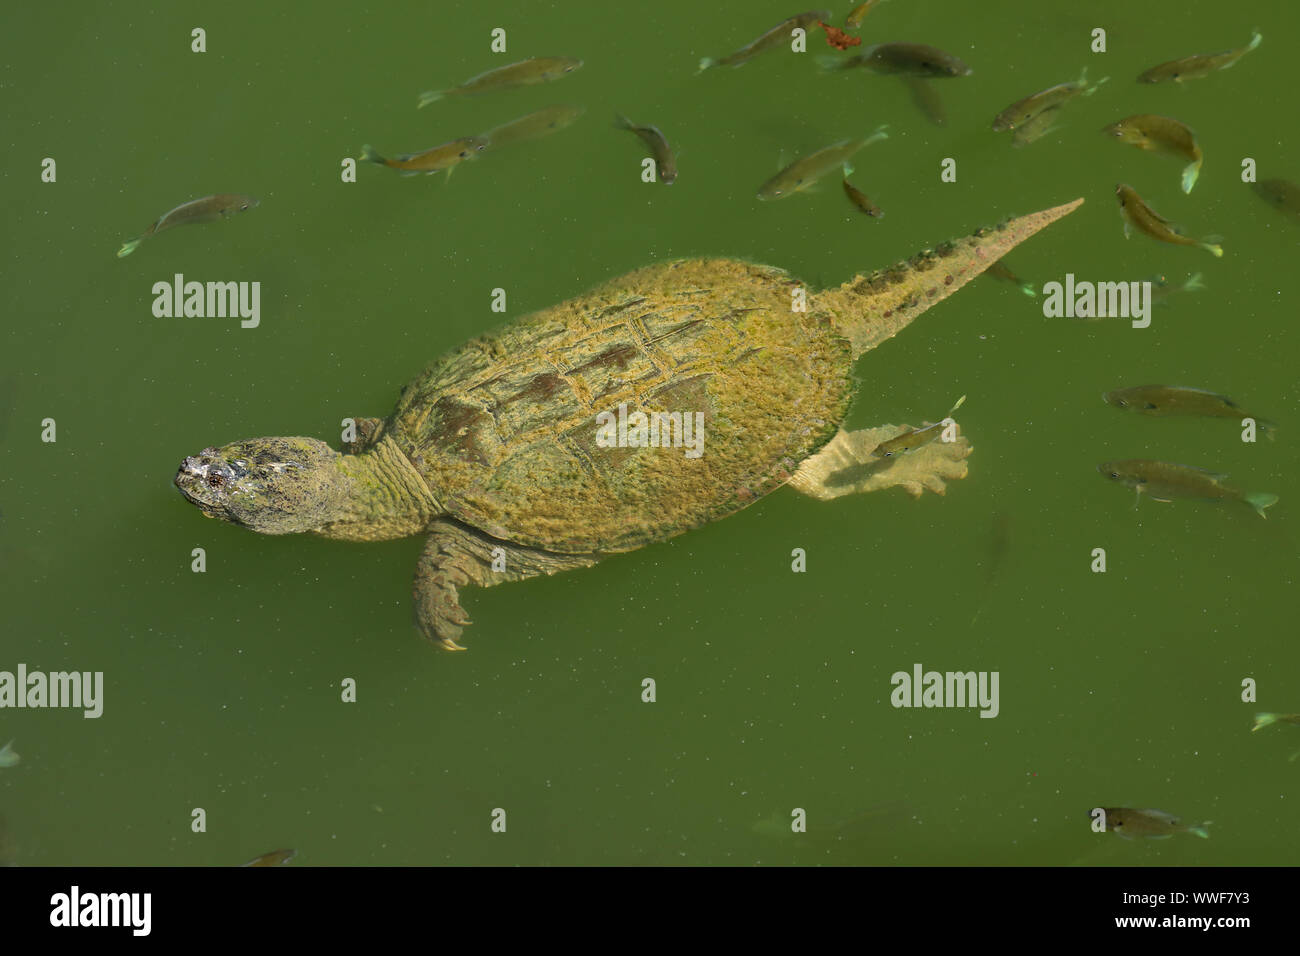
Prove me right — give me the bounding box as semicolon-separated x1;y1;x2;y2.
360;139;487;177
240;848;297;867
1138;31;1261;84
116;194;258;258
1011;106;1063;148
992;69;1107;132
873;396;966;457
1103;385;1274;437
757;127;887;200
841;163;882;217
479;105;585;152
614;114;677;184
1252;713;1300;732
1251;179;1300;225
418;57;582;107
1098;459;1277;518
1103;808;1210;840
1104;115;1203;194
698;11;831;72
1115;184;1222;257
0;740;17;769
834;42;972;77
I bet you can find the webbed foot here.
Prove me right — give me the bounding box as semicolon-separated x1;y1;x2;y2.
788;423;972;501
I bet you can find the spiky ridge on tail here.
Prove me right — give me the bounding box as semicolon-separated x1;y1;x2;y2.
818;198;1084;359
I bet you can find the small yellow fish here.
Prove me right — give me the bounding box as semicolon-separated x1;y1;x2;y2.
479;105;585;152
841;163;882;217
699;11;831;72
1103;385;1274;436
758;128;887;200
240;848;297;867
1252;713;1300;732
1138;31;1261;84
1148;272;1205;306
418;57;583;107
360;139;487;177
1103;808;1210;840
1098;459;1277;518
844;0;886;29
835;42;972;77
1115;184;1222;257
1251;179;1300;225
992;69;1107;132
1104;115;1203;194
873;396;966;457
116;194;259;258
982;259;1036;296
614;114;677;184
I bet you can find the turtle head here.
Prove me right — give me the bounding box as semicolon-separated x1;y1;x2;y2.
174;436;345;535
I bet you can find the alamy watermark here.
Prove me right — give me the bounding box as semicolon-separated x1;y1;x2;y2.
890;663;999;718
0;664;103;718
595;403;704;458
1042;273;1152;328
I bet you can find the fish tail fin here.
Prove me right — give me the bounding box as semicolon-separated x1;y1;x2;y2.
1244;492;1278;518
1081;68;1110;95
696;57;716;74
1188;822;1212;839
115;238;143;258
816;54;848;73
1181;158;1202;194
1019;281;1037;297
1247;30;1263;52
360;145;385;166
946;395;967;418
1181;272;1205;292
1252;712;1281;732
1200;239;1224;258
842;162;855;178
869;123;890;142
416;90;444;109
1259;418;1278;441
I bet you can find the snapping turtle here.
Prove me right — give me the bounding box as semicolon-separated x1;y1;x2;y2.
174;198;1081;649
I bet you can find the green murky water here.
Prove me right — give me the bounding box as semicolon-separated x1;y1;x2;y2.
2;0;1297;865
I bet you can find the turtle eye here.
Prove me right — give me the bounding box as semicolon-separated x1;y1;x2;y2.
207;473;225;488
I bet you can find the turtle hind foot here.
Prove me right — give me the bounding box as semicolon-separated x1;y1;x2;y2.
788;424;972;501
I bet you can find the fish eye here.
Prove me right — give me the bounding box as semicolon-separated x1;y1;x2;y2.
240;203;250;211
1109;472;1119;479
1116;400;1128;407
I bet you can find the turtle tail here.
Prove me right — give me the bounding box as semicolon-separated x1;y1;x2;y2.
819;198;1084;359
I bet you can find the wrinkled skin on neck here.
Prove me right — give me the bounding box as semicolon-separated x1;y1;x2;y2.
174;435;441;541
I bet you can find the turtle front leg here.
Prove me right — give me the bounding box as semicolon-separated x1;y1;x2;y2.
788;423;972;501
414;519;602;651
